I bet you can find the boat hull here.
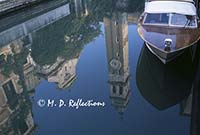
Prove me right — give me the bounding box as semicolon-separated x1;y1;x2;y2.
145;42;184;64
137;24;200;64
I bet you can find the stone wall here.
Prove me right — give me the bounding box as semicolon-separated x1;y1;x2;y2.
0;3;70;47
0;0;42;15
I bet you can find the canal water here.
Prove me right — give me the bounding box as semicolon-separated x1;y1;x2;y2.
0;0;199;135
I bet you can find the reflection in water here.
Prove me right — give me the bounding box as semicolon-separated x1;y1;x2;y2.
73;0;89;17
47;58;78;89
31;0;100;89
0;0;199;134
104;12;131;117
179;41;200;135
0;40;36;134
136;44;194;110
136;41;200;134
180;90;193;116
189;40;200;135
0;0;102;134
0;2;70;47
190;64;200;135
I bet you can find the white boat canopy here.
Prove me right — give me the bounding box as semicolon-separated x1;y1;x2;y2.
145;1;197;16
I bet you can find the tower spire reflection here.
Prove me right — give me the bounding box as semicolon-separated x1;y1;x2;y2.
104;11;131;117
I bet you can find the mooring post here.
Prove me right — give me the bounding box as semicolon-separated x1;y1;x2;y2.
190;40;200;135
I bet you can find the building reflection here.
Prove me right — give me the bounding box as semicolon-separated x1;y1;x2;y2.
0;1;70;47
73;0;89;17
38;57;79;89
0;40;37;135
0;0;101;91
0;0;116;134
0;0;70;129
47;58;78;89
104;12;131;116
0;0;89;132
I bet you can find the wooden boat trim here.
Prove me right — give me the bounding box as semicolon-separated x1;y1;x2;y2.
137;26;200;54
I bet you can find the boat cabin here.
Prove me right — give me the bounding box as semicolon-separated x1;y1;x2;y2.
142;1;198;28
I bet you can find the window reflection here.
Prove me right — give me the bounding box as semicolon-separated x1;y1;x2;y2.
171;14;196;26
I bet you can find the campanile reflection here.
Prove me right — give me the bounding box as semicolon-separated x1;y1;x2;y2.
104;11;130;117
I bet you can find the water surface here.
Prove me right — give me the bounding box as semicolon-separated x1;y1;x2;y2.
0;0;199;135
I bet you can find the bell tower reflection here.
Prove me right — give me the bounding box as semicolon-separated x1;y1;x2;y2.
74;0;88;17
104;12;131;116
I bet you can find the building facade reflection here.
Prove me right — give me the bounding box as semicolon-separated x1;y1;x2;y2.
0;0;77;131
0;74;35;135
0;40;36;135
104;11;131;116
47;58;78;89
73;0;89;17
40;57;79;89
0;1;70;47
0;0;103;133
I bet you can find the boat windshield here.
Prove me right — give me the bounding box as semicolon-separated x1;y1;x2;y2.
144;13;169;24
143;13;197;27
170;13;196;27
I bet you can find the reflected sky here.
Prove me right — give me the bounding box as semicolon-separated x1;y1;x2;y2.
0;0;199;135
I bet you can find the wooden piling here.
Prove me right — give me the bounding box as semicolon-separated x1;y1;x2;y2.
190;40;200;135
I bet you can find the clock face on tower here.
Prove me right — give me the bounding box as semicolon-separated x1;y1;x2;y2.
110;59;122;70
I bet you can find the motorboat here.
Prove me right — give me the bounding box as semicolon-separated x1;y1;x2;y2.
137;0;200;63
